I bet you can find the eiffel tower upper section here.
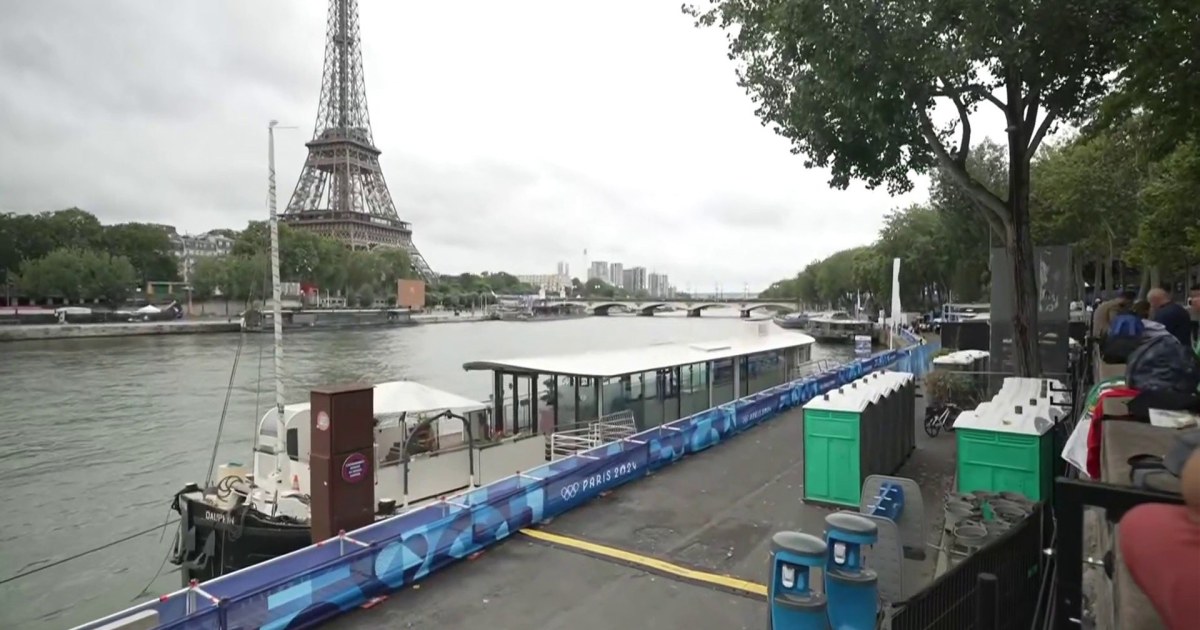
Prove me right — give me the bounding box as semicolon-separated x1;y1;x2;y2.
282;0;435;282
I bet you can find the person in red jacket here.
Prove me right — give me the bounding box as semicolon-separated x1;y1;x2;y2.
1119;444;1200;630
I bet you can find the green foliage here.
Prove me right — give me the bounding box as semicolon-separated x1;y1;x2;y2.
191;222;419;306
424;271;537;310
102;222;179;283
924;371;982;407
18;247;137;304
1129;140;1200;277
1092;0;1199;159
689;0;1148;375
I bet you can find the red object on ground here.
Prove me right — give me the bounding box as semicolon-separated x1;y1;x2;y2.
1085;387;1140;479
1119;503;1200;630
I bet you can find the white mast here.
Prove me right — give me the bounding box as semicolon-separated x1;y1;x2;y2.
268;120;287;472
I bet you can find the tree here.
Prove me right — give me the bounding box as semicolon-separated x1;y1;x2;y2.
1092;0;1199;159
689;0;1146;375
1032;125;1144;293
103;222;178;283
17;247;136;304
0;208;106;282
1129;140;1200;280
190;257;229;301
85;250;138;305
18;248;90;302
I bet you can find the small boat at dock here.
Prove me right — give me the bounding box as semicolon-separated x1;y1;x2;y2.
168;330;817;582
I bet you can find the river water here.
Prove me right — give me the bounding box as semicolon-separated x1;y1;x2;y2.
0;311;852;629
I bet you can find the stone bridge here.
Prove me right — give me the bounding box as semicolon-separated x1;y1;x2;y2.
546;298;798;318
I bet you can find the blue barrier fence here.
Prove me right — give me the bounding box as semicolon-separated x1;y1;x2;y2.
78;343;938;630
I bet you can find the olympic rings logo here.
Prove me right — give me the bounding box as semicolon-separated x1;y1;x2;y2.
559;483;581;501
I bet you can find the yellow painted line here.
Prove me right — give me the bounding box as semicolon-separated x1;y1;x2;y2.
520;528;768;598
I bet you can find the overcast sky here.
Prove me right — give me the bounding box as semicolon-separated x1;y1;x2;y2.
0;0;957;291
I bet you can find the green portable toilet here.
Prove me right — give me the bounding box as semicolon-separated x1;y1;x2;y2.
802;373;896;507
954;377;1068;501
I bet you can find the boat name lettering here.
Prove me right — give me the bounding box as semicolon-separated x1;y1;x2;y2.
203;509;233;524
558;461;639;501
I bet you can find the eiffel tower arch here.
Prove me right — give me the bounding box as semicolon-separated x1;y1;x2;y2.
282;0;435;282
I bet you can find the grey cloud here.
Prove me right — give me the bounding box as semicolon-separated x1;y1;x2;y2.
0;0;922;291
698;195;787;228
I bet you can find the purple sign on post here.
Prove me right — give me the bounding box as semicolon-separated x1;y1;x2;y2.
341;452;368;483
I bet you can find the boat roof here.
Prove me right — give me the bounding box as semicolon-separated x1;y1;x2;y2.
462;331;816;378
276;380;485;417
809;311;871;323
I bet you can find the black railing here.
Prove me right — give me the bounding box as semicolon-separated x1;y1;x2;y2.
890;503;1047;630
1050;477;1184;629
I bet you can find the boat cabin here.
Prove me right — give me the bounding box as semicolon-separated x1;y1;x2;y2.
463;331;816;435
807;311;876;342
252;381;487;501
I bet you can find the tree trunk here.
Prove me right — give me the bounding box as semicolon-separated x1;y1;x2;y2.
1093;260;1102;300
1139;268;1151;300
1006;140;1042;377
1150;266;1161;290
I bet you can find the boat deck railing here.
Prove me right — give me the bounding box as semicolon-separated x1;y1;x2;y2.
549;410;638;460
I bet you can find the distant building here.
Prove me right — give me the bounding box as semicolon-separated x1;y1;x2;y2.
588;261;609;282
609;262;624;288
516;273;570;292
649;272;671;298
170;231;235;280
624;266;647;294
556;261;570;279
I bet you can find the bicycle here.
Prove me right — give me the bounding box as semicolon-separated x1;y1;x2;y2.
923;402;961;438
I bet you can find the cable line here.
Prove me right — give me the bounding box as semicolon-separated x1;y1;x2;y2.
0;519;179;585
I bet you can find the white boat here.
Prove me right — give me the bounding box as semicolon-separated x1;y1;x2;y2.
805;311;877;343
169;327;817;582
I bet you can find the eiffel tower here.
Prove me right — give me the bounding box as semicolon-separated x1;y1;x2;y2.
282;0;435;282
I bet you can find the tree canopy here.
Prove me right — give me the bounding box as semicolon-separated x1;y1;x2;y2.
760;126;1200;314
1;208;176;286
689;0;1152;374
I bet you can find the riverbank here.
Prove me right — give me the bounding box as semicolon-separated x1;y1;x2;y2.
412;312;491;324
0;312;501;342
0;319;242;342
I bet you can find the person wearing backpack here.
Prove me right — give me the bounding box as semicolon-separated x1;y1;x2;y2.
1102;305;1146;363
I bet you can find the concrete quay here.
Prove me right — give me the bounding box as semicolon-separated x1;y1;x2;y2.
0;319;241;342
412;312;491;324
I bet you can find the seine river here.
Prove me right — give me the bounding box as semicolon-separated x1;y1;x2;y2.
0;311;852;629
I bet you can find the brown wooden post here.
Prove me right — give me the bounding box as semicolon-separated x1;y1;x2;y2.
309;384;375;543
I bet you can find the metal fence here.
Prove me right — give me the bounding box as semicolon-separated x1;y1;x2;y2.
549;410;638;460
890;503;1047;630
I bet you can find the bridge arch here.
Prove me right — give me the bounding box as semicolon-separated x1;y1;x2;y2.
637;303;671;316
684;303;727;317
738;303;797;317
590;302;629;316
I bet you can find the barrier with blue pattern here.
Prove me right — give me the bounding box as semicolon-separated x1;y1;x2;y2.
78;343;938;630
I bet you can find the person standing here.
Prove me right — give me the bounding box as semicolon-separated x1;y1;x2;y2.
1092;290;1136;338
1148;288;1193;350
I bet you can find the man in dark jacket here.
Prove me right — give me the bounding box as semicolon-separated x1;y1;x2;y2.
1149;288;1193;349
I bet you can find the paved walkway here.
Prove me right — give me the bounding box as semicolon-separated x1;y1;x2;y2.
329;396;957;630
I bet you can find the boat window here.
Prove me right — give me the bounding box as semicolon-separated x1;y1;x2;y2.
286;428;299;461
259;416;278;439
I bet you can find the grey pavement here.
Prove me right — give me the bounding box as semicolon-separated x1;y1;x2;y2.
330;390;956;630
